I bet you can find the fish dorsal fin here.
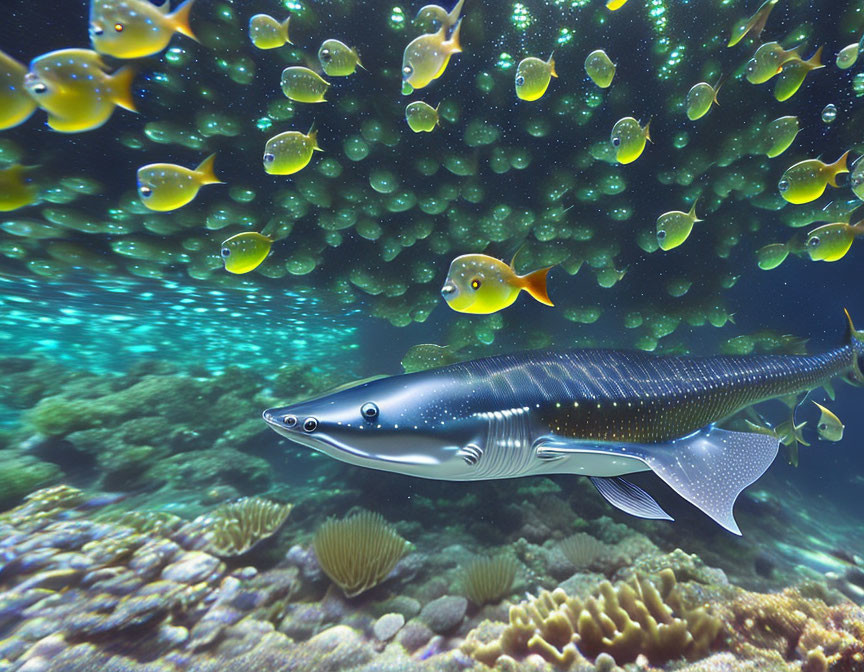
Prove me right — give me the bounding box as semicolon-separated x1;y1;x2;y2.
639;427;779;535
590;476;674;521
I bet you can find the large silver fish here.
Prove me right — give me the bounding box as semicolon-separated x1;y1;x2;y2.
264;313;864;535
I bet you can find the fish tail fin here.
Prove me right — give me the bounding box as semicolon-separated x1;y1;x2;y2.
109;66;138;112
170;0;198;41
844;308;864;384
643;118;652;143
688;198;702;221
713;72;728;104
309;126;323;152
355;49;367;70
807;45;824;69
519;266;554;306
448;0;465;24
447;17;463;53
195;153;223;185
281;16;293;45
548;52;557;78
828;150;851;186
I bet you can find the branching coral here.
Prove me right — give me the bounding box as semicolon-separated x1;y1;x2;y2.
313;510;408;598
462;554;519;606
197;497;294;558
465;568;723;667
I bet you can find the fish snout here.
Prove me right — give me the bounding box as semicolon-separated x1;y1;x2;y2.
264;408;319;433
90;22;104;36
441;283;458;299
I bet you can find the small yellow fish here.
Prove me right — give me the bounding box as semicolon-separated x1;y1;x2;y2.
812;402;844;441
249;14;291;50
221;232;273;274
280;66;330;103
263;128;321;175
405;101;439;132
727;0;778;48
0;165;37;212
584;49;615;88
656;201;702;251
745;42;801;84
611;117;651;164
515;54;557;101
0;50;37;130
90;0;197;59
773;46;823;101
756;242;791;270
441;253;553;314
318;39;363;77
779;151;849;204
763;116;800;158
685;76;724;121
401;19;462;95
413;0;464;33
805;221;864;262
24;49;137;133
137;153;223;212
606;0;630;9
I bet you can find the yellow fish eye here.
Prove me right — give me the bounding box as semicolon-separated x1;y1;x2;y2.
139;185;152;197
403;65;413;76
114;23;124;32
657;230;667;240
471;278;481;289
263;153;275;163
612;136;621;147
807;236;820;247
515;75;525;86
778;178;790;192
321;49;331;61
221;247;230;257
31;82;48;94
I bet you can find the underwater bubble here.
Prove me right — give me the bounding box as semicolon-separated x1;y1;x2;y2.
316;158;343;179
229;187;256;203
343;136;370;162
509;148;532;170
438;101;460;124
419;197;447;215
821;104;837;124
444;155;475;177
673;132;690;149
286;252;317;275
464;120;500;147
415;156;439;176
607;206;632;221
489;148;510;175
370;170;399;194
387;191;417;213
356;219;383;241
267;100;296;121
623;312;643;329
475;72;495;94
361;120;385;144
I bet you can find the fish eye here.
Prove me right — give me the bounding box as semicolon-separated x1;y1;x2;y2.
139;185;152;197
361;402;379;420
114;23;124;31
515;75;525;86
402;65;413;76
819;422;827;431
778;179;790;192
853;175;863;187
657;230;666;239
31;83;48;94
303;417;318;432
220;247;230;257
612;136;621;147
321;48;331;61
263;153;275;163
808;236;820;247
284;415;297;427
470;278;482;290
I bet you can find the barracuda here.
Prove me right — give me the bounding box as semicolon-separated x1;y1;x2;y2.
264;312;864;535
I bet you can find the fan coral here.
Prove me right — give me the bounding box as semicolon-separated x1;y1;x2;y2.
558;532;610;571
313;510;408;598
462;554;519;606
196;497;294;558
465;568;723;667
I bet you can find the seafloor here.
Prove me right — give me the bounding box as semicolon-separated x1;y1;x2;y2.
1;348;864;672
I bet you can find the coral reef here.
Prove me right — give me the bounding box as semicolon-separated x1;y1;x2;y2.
461;554;519;607
464;569;724;667
313;510;410;598
185;496;294;558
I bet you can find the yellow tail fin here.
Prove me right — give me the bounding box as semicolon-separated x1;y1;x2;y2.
281;16;292;45
519;267;554;307
195;153;223;185
110;66;137;112
447;17;463;54
827;150;850;187
170;0;198;40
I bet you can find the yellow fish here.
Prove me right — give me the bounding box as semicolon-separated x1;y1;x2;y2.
221;232;273;274
441;253;553;314
778;151;849;204
0;50;37;130
763;115;800;158
318;39;364;77
413;0;464;33
812;402;844;441
685;76;724;121
727;0;778;48
0;165;37;212
405;101;439;132
611;117;651;164
401;19;463;95
584;49;615;88
656;201;702;251
836;43;859;70
263;128;321;175
773;46;823;101
805;221;864;262
24;49;137;133
137;153;223;212
249;14;291;50
745;42;802;84
515;54;557;101
280;66;330;103
90;0;197;58
606;0;630;9
756;242;791;270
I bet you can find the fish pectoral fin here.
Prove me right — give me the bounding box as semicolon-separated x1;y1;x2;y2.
590;476;674;522
640;427;779;535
